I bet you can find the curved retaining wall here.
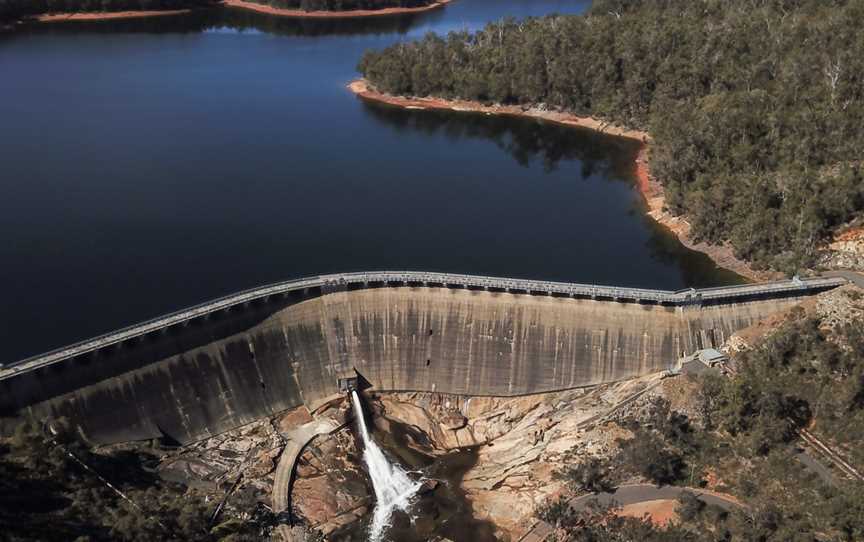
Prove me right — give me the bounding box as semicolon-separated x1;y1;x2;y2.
0;272;844;444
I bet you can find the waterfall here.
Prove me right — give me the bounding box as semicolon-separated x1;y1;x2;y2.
351;390;422;541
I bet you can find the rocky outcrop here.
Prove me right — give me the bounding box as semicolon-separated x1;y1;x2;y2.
147;404;364;538
372;377;666;540
158;414;287;498
725;283;864;352
820;226;864;271
815;285;864;331
374;393;552;453
291;429;371;536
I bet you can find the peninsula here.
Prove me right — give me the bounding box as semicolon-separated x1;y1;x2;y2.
355;2;864;279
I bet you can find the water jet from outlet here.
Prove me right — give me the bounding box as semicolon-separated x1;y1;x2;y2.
351;390;421;541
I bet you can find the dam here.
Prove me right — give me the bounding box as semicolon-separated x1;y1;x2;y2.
0;272;846;445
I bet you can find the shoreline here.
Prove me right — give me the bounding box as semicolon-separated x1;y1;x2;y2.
36;9;193;22
29;0;448;24
349;79;779;282
221;0;450;18
634;149;779;282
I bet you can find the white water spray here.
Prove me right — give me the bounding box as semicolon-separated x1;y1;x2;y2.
351;390;422;541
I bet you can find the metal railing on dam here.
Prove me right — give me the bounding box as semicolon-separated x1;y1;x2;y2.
2;272;846;378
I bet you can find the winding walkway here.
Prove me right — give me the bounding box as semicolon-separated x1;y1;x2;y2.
822;270;864;289
566;484;740;512
519;484;741;541
272;417;341;540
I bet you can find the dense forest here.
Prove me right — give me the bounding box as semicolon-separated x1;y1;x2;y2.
359;0;864;273
540;306;864;541
0;0;214;21
0;420;272;541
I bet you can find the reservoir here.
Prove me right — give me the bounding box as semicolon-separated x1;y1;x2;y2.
0;0;739;363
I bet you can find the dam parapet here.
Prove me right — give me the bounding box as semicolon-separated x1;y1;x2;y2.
1;272;844;376
0;272;847;445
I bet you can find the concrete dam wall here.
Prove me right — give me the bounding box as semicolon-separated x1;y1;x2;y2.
0;272;845;445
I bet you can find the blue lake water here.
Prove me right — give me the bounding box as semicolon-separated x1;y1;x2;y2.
0;0;739;362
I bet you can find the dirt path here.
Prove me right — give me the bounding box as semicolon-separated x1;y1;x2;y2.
617;499;678;525
272;417;341;514
567;484;743;511
518;484;742;540
222;0;450;18
272;416;342;541
349;79;781;282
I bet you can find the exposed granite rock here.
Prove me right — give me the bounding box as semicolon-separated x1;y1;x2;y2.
372;376;664;540
158;415;285;498
278;525;322;542
819;226;864;270
815;285;864;331
278;406;315;433
291;428;370;536
725;284;864;354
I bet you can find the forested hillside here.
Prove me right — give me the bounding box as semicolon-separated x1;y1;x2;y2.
0;0;214;21
359;0;864;273
539;299;864;541
0;421;272;541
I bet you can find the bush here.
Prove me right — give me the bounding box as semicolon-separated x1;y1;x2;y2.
619;430;685;486
557;457;614;494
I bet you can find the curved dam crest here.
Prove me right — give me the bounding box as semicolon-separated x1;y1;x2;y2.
0;272;845;445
